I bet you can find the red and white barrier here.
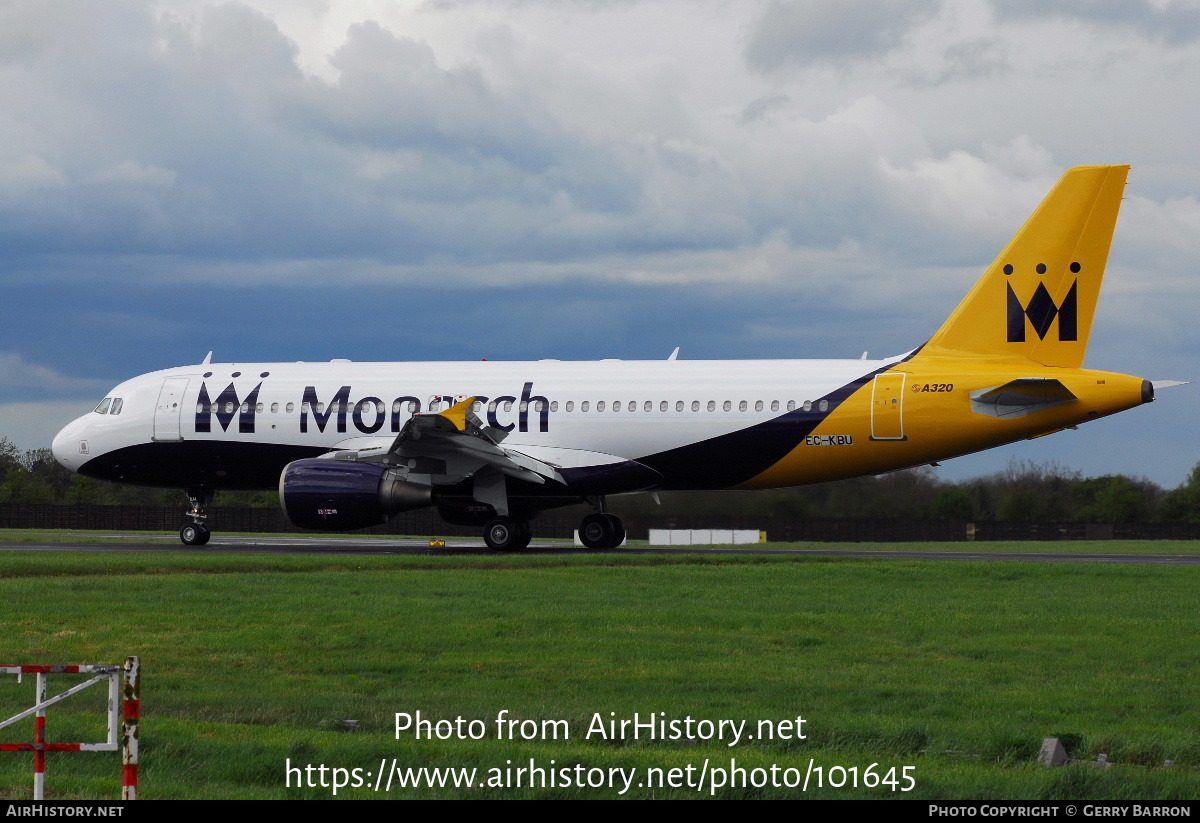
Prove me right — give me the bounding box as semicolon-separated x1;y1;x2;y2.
0;657;140;800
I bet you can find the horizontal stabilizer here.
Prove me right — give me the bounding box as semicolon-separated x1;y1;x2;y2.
970;378;1078;419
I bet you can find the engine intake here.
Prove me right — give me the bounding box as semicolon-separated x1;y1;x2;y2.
280;459;432;531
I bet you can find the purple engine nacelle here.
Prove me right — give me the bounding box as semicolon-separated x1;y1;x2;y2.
279;459;432;531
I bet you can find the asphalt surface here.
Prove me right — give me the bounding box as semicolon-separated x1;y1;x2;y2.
5;534;1200;563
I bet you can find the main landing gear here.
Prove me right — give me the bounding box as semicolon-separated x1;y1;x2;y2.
483;517;532;552
481;511;626;551
578;512;626;550
180;486;214;546
576;496;625;550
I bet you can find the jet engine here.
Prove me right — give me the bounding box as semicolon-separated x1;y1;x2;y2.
279;459;432;531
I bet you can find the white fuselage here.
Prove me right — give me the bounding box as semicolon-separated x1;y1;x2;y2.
52;356;898;491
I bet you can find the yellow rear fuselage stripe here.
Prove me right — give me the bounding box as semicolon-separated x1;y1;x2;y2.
738;359;1147;490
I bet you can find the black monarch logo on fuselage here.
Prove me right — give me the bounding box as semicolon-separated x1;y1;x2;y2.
196;382;263;433
1006;279;1078;343
194;380;553;438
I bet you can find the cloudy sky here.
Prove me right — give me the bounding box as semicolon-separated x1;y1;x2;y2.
2;0;1198;487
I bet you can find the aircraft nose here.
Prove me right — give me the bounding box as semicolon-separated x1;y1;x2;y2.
52;417;88;472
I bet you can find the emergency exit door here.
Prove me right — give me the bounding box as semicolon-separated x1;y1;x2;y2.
870;372;907;441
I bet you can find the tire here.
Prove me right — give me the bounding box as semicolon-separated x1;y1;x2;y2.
579;513;615;549
180;523;209;546
604;513;626;547
484;517;528;552
512;520;533;551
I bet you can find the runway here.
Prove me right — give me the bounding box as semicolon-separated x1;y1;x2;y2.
6;534;1200;564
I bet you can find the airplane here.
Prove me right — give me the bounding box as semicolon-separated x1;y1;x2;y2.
51;165;1176;549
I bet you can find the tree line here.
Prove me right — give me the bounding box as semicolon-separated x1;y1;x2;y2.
4;437;1200;523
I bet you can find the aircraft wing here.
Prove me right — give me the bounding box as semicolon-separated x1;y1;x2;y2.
324;397;565;486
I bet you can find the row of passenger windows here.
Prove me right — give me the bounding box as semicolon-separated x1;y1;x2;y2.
94;398;124;415
196;398;830;415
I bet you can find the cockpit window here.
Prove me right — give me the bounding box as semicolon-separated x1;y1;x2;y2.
110;398;123;415
94;398;112;415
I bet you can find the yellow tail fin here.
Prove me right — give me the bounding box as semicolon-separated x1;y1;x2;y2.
921;165;1128;368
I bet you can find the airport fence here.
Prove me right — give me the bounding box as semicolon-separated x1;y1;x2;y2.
4;503;1200;541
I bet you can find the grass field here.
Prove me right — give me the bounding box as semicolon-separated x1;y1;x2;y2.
0;545;1198;799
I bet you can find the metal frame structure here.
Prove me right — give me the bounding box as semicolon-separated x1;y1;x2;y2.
0;657;140;800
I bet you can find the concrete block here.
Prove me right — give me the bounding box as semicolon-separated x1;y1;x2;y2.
1038;737;1069;767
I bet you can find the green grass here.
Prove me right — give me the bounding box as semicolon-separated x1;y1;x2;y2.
0;551;1198;798
762;539;1200;555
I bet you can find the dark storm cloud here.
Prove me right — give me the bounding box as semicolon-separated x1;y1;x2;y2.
0;1;649;273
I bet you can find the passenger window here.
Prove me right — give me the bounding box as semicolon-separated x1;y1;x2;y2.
597;401;606;412
676;401;684;412
723;400;732;412
646;401;654;412
240;403;249;414
802;400;812;412
582;401;590;412
739;400;747;412
754;400;763;412
316;403;325;413
707;401;716;412
771;400;779;412
692;401;700;412
614;401;622;411
659;401;667;412
196;403;205;414
819;400;829;412
94;398;112;414
256;403;263;414
271;403;279;413
566;401;574;412
287;402;295;413
787;401;796;411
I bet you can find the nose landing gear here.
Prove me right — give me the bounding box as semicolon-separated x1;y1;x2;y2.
180;486;214;546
